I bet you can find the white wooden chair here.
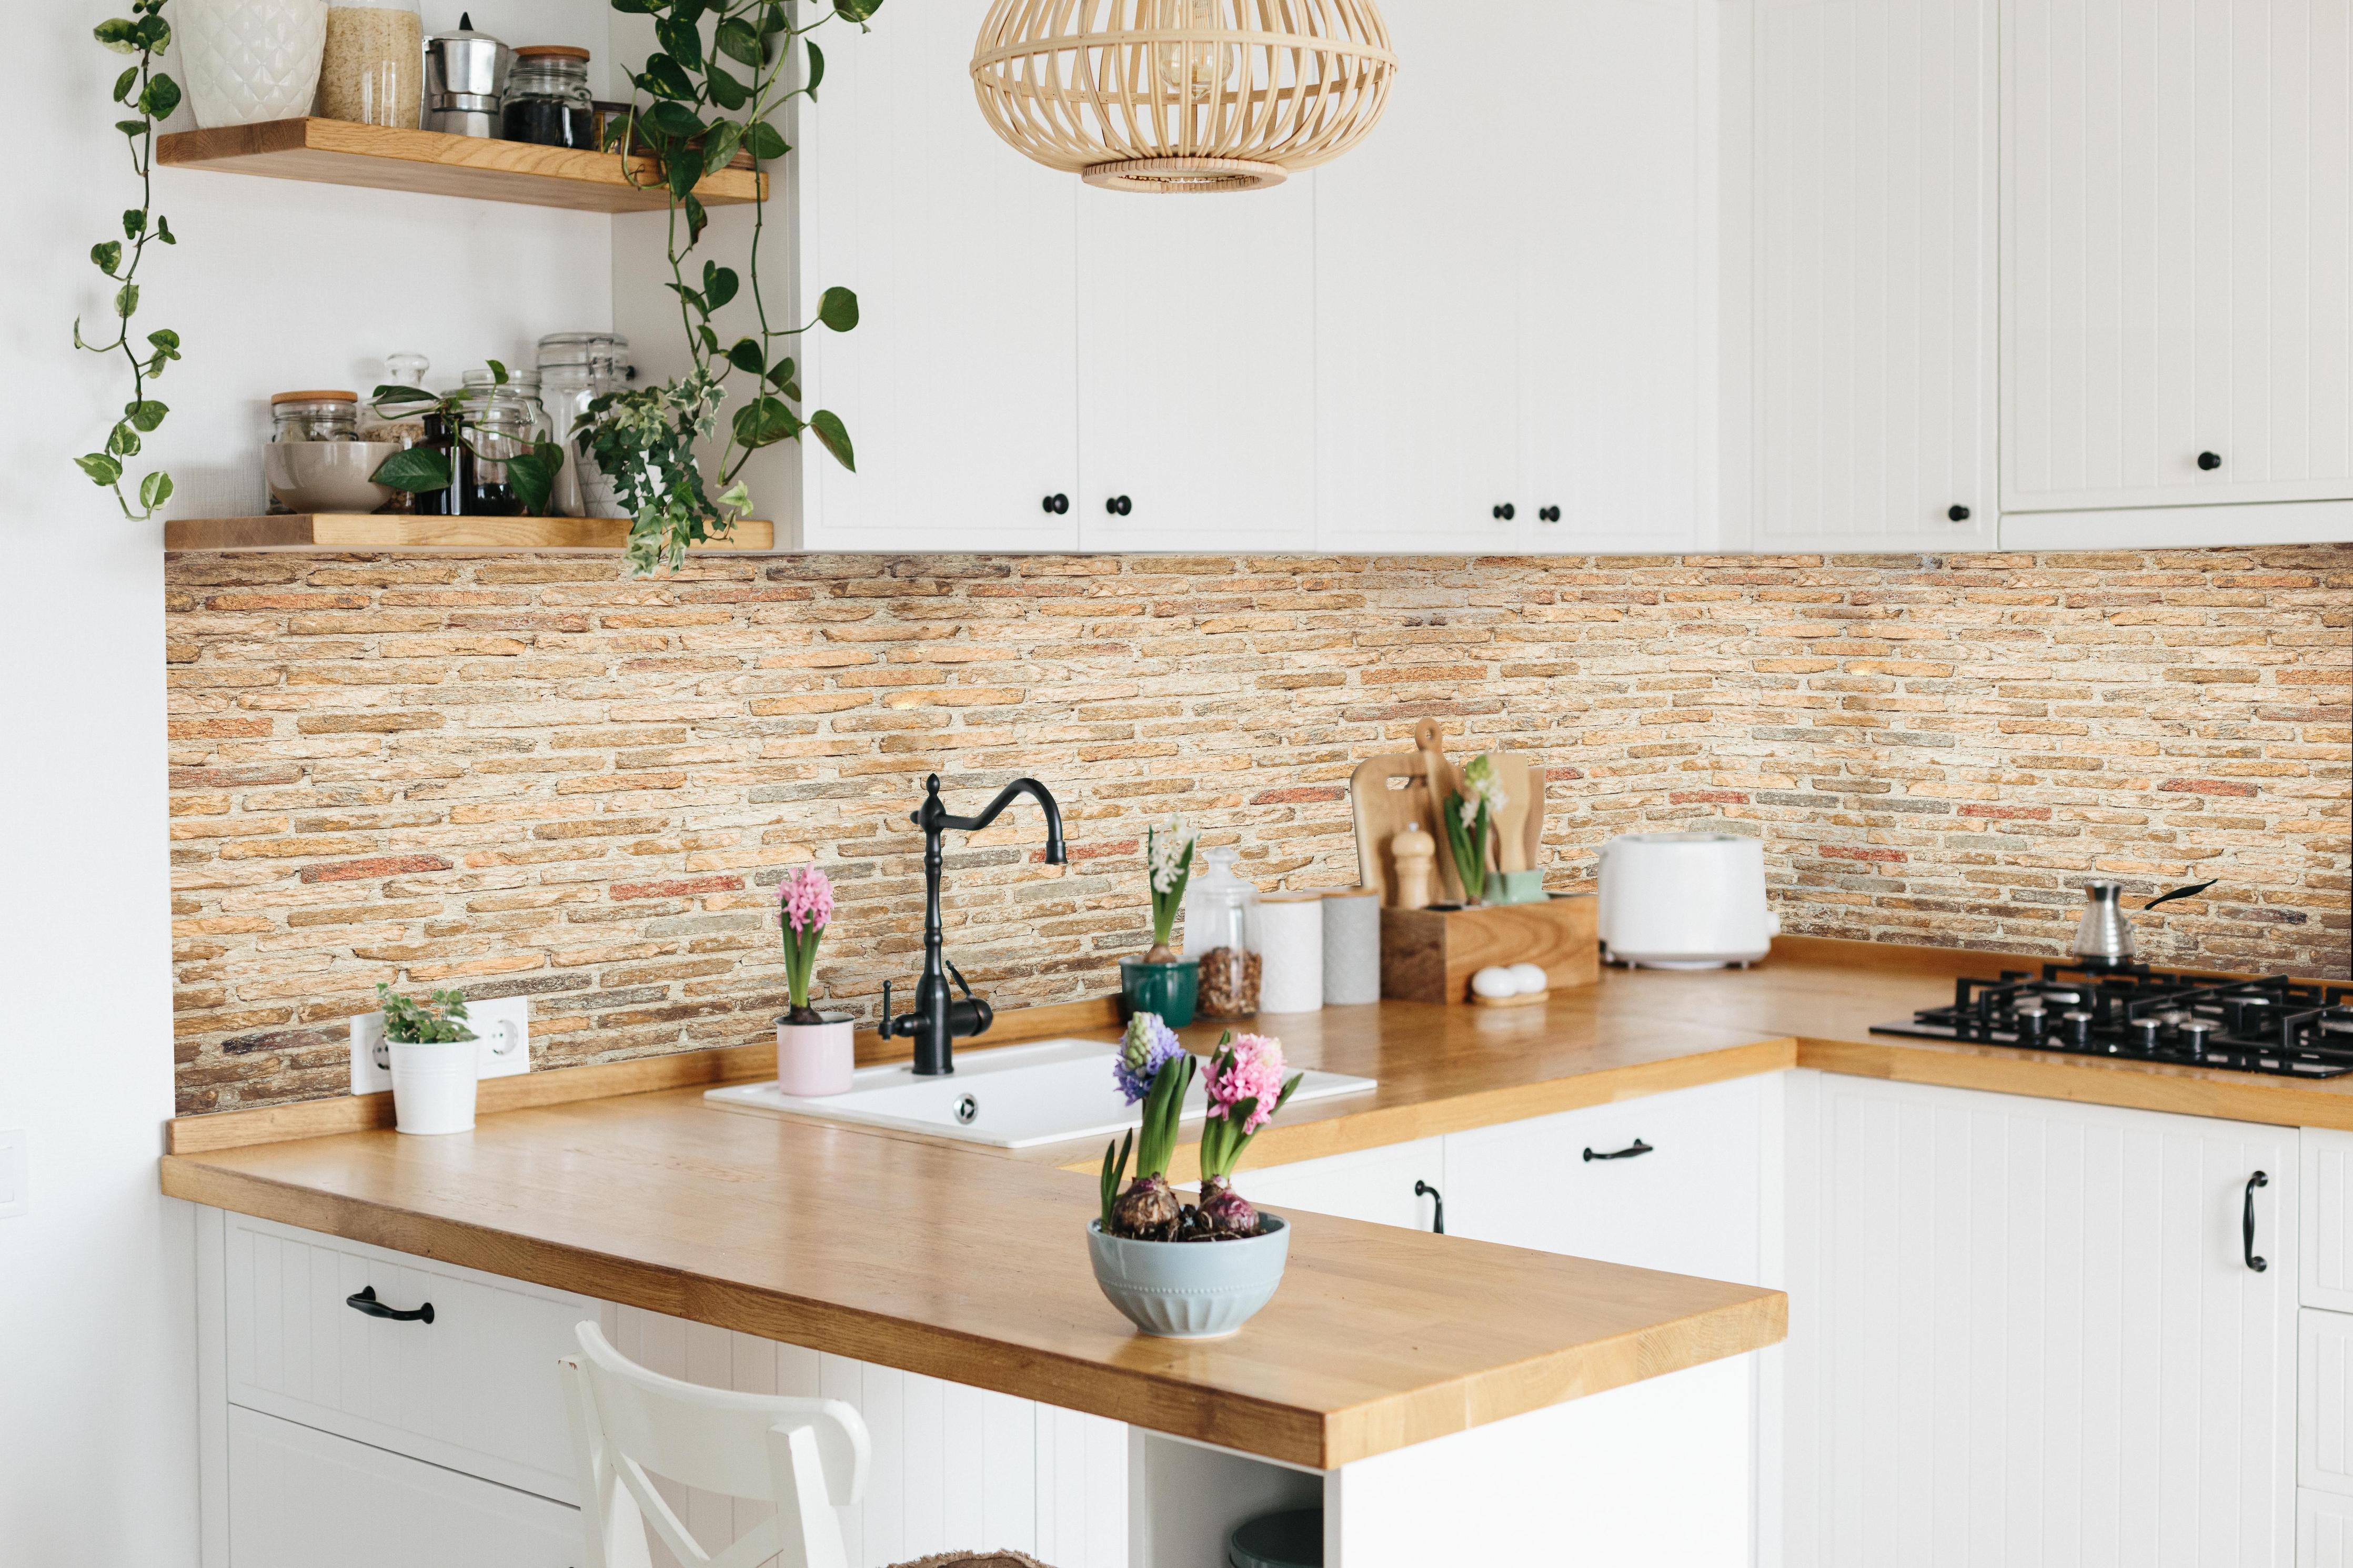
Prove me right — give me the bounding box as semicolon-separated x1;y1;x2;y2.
559;1321;872;1568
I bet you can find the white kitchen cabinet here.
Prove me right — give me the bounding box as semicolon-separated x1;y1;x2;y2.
227;1407;579;1568
1744;0;2000;552
2003;0;2353;522
1444;1074;1767;1284
2306;1128;2353;1313
1235;1137;1445;1232
2307;1309;2353;1496
1783;1071;2298;1568
2308;1490;2353;1568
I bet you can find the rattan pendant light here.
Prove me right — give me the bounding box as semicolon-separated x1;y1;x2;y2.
970;1;1399;194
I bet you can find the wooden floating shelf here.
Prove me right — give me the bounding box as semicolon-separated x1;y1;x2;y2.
157;118;764;214
164;514;779;554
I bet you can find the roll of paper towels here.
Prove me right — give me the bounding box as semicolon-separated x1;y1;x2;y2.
1321;888;1381;1005
1256;893;1325;1014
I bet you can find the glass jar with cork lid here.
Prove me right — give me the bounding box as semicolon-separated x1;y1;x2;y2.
502;46;597;148
318;0;423;128
1183;848;1262;1018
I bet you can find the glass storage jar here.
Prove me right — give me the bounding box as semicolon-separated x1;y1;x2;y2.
358;353;431;514
537;332;632;517
270;390;362;443
451;380;544;516
502;45;597;148
318;0;423;128
1182;847;1261;1018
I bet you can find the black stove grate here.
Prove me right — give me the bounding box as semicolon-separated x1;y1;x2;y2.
1873;962;2353;1078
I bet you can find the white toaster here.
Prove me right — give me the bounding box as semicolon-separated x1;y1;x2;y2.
1596;832;1781;969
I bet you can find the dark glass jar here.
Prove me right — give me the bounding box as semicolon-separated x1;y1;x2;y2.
501;46;596;148
408;411;464;517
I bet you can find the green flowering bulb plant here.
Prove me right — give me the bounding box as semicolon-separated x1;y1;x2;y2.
1143;815;1196;963
1443;753;1509;905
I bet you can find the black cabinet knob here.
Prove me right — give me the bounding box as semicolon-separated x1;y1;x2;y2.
2198;451;2223;471
1041;493;1069;515
1539;505;1562;523
1948;504;1971;522
1105;495;1132;517
1492;503;1516;521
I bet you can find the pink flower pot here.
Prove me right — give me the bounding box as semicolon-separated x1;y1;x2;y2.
775;1016;854;1097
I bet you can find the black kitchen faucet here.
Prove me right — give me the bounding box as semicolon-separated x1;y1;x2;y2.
879;774;1067;1076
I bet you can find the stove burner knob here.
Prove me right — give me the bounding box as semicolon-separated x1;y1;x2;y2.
2063;1009;2095;1047
2178;1019;2217;1056
2014;1005;2048;1041
2225;998;2272;1034
2130;1018;2163;1053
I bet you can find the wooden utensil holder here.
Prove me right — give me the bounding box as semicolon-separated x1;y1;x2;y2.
1379;897;1598;1004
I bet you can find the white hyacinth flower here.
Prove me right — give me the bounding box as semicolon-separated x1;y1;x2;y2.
1148;815;1195;893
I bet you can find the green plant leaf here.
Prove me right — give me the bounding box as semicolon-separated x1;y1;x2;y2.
705;66;749;113
133;12;169;50
726;338;766;376
731;395;800;449
647;100;705;140
836;0;883;20
113;66;139;103
765;356;796;388
107;422;142;457
505;442;563;517
682;192;710;242
656;15;704;72
761;2;790;36
116;119;148;138
817;286;859;332
745;120;789;161
810;409;855;471
138;470;175;512
92;241;123;276
114;283;139;319
371;446;454;492
124;398;168;432
701;119;745;174
94;17;143;53
716;16;763;67
122;208;146;238
77;452;124;487
703;264;739;311
156;215;176;245
140;73;180;119
668;148;704;202
806;41;827;97
637;54;696;100
148;327;182;356
487;358;510;385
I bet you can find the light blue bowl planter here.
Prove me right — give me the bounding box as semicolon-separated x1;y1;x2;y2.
1086;1215;1291;1339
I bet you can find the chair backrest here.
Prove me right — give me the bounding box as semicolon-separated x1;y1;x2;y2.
560;1320;871;1568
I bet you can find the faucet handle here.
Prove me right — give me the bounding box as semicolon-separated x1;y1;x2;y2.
945;958;976;1000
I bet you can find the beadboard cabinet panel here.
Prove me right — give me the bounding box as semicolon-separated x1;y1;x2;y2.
795;0;1081;551
1783;1073;2297;1568
2004;0;2353;514
1075;179;1319;552
2305;1310;2353;1497
2305;1128;2353;1313
2308;1491;2353;1568
1751;0;1999;550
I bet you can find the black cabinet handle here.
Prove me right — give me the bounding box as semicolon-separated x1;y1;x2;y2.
1041;493;1069;515
1948;504;1971;522
1584;1138;1653;1162
2244;1171;2269;1272
1104;495;1132;516
346;1284;435;1324
1492;503;1516;521
1539;505;1562;523
1414;1179;1445;1235
2199;451;2223;471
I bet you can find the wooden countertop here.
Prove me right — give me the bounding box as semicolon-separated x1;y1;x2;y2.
158;935;2349;1468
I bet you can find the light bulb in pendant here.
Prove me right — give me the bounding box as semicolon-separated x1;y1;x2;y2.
1153;0;1234;106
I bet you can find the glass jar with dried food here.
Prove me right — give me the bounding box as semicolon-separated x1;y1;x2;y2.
319;0;423;128
450;381;542;516
1183;847;1262;1018
502;45;597;148
270;390;362;444
537;333;631;517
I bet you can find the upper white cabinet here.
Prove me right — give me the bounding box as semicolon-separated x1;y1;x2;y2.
2004;0;2353;518
1745;0;2000;551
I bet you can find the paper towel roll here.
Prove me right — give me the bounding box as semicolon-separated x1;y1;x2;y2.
1320;888;1382;1005
1256;893;1325;1014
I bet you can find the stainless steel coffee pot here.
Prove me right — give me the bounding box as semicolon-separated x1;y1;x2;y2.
2069;878;2218;966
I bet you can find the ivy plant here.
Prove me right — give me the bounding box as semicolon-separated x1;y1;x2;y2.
592;0;874;572
76;0;183;520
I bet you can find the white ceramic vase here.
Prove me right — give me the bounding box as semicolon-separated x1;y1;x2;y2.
775;1016;854;1097
388;1036;477;1135
178;0;329;129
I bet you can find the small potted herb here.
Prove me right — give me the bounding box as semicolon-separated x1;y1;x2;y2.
774;865;853;1096
376;982;479;1136
1087;1017;1304;1338
1120;816;1199;1027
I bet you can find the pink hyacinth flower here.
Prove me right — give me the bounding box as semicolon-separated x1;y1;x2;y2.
780;865;833;936
1206;1033;1287;1135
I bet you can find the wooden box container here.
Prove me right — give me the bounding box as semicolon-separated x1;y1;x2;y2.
1379;897;1599;1004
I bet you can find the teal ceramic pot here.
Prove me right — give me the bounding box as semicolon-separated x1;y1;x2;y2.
1119;956;1199;1028
1087;1216;1290;1338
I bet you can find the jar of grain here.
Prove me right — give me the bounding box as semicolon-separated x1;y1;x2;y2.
1183;847;1262;1018
318;0;422;129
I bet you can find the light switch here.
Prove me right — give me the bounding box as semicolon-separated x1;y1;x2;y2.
0;1129;25;1219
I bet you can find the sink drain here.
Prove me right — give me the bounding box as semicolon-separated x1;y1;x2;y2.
954;1095;979;1125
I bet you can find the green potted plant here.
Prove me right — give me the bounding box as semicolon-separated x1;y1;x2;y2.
1088;1020;1304;1339
1120;816;1199;1026
376;982;478;1135
1442;754;1509;906
774;865;852;1097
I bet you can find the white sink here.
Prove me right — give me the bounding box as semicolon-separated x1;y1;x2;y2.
705;1037;1378;1150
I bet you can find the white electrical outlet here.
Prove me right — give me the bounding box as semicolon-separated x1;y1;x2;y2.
0;1130;26;1219
349;996;532;1096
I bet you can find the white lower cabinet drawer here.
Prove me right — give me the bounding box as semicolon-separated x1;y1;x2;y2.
2306;1490;2353;1567
1232;1137;1445;1232
2306;1310;2353;1495
228;1407;579;1568
224;1212;598;1503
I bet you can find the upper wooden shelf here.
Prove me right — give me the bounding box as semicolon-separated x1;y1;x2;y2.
157;118;764;213
164;514;779;554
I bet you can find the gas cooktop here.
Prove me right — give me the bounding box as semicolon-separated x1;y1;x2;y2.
1874;963;2353;1078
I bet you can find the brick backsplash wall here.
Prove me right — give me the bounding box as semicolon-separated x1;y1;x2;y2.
164;547;2353;1115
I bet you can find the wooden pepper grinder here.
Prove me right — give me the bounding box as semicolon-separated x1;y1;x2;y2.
1391;822;1438;911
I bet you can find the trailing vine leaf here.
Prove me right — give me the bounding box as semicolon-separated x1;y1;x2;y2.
75;0;180;522
809;410;856;472
371;446;455;493
504;442;566;518
817;286;860;332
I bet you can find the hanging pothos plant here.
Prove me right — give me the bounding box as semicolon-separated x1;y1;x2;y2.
592;0;875;573
77;0;184;520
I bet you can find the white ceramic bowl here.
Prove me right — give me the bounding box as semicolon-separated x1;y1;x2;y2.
266;441;405;513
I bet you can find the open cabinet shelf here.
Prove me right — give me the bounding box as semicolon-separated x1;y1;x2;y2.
156;118;765;213
163;514;780;554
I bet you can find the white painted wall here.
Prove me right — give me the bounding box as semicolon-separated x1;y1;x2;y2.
1;5;613;1563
